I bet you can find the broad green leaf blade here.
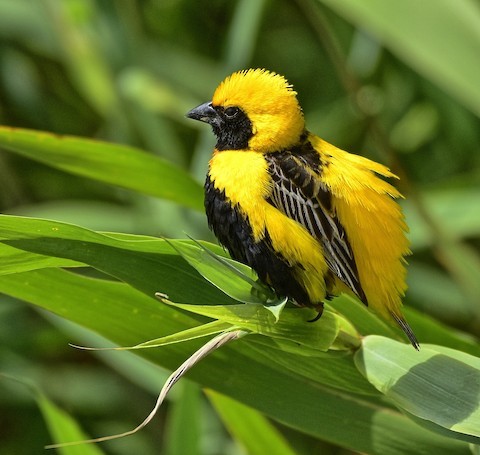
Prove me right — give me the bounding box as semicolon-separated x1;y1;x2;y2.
0;268;194;348
113;320;233;351
327;295;399;340
247;340;378;396
0;373;105;455
263;297;288;322
165;240;268;304
402;410;480;447
0;242;81;276
0;126;204;211
0;215;234;305
43;313;171;396
319;0;480;117
355;336;480;443
206;390;297;455
0;269;470;454
166;301;339;352
163;382;202;455
423;345;480;370
37;393;106;455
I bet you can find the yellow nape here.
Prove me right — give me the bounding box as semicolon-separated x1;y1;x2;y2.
212;69;305;153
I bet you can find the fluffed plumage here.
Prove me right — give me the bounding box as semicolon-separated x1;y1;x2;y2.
187;68;418;349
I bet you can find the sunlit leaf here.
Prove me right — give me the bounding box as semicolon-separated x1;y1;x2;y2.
0;267;470;454
355;336;480;444
81;320;233;352
166;239;269;304
0;215;233;305
0;127;204;211
165;300;344;352
0;242;81;276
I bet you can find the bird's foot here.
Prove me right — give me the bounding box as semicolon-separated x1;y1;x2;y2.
307;302;324;322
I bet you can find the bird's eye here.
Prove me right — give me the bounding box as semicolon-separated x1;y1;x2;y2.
224;106;240;119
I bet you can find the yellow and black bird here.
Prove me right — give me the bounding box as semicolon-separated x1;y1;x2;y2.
187;68;418;349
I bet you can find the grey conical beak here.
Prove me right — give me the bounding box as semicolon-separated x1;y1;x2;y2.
186;102;218;124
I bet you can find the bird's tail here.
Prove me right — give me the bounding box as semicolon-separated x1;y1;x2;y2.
390;311;420;350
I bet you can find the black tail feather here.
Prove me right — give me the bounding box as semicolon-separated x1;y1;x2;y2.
391;312;420;350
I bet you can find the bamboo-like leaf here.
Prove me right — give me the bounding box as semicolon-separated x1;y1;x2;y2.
0;242;81;275
74;320;233;352
0;374;105;455
38;392;106;455
207;390;297;455
0;126;204;211
0;267;470;454
0;215;475;453
355;336;480;444
0;215;233;305
164;301;339;352
166;239;270;304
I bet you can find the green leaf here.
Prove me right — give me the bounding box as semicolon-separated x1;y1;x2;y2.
327;295;399;340
0;242;81;276
37;392;106;455
0;268;470;454
262;297;288;322
247;339;377;396
165;301;339;352
207;390;297;455
0;126;204;211
163;382;202;455
355;336;480;444
165;239;269;304
319;0;480;117
104;320;233;351
0;215;233;305
0;374;105;455
0;215;473;453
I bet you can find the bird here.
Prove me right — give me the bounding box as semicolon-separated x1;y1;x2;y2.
186;68;419;349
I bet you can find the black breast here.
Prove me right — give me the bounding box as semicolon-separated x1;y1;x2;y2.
204;175;253;265
204;174;312;306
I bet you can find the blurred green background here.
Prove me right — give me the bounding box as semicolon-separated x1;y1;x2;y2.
1;0;479;453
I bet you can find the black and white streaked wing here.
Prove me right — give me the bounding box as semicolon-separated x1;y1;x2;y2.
265;151;367;304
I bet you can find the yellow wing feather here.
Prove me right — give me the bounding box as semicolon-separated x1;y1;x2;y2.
311;136;410;323
208;149;330;304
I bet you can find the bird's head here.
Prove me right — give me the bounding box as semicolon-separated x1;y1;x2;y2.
186;69;305;153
